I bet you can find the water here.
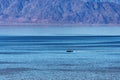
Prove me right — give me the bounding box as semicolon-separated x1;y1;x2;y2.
0;36;120;80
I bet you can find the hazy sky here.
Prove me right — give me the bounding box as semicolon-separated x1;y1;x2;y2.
0;26;120;36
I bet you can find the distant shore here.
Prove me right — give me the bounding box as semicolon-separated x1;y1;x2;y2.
0;23;120;27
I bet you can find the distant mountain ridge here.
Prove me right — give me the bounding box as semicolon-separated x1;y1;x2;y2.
0;0;120;24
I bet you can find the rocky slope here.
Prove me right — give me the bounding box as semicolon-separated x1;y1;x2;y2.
0;0;120;24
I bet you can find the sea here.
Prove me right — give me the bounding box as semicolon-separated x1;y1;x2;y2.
0;36;120;80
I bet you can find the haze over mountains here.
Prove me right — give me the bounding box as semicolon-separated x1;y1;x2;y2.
0;0;120;24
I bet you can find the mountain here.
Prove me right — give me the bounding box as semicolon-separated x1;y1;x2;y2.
0;0;120;24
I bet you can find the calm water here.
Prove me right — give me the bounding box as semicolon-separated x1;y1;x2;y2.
0;36;120;80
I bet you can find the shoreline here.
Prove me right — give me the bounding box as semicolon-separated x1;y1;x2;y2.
0;23;120;27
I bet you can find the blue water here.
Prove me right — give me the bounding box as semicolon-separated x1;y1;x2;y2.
0;36;120;80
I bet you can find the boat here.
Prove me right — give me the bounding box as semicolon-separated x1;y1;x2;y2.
66;50;73;52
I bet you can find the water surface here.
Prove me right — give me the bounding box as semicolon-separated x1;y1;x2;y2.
0;36;120;80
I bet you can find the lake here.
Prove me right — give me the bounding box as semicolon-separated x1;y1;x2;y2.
0;36;120;80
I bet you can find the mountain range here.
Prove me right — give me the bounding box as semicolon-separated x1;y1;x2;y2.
0;0;120;24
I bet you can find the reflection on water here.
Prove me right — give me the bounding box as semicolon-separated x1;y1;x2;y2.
0;36;120;80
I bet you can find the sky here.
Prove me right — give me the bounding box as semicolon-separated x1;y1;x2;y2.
0;26;120;36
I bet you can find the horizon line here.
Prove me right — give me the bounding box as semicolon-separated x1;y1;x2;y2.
0;23;120;27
